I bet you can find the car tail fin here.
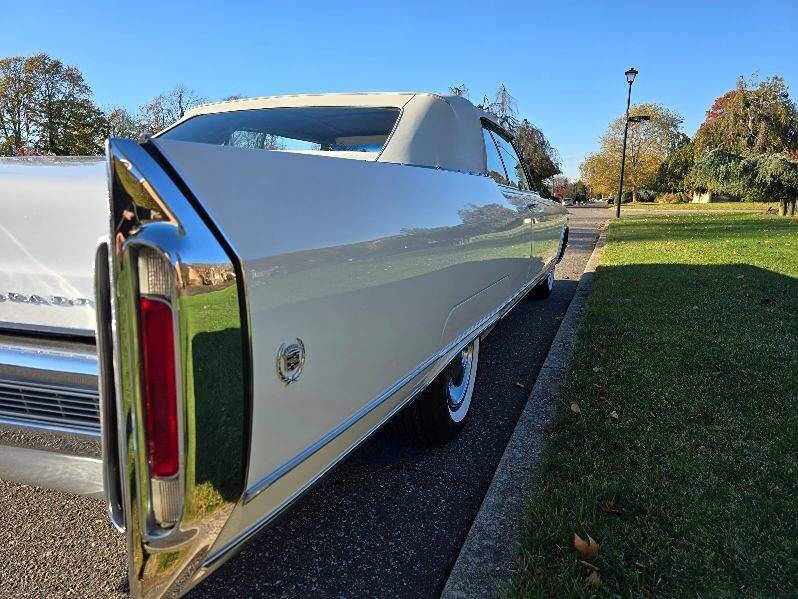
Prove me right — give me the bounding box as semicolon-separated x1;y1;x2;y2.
98;138;249;597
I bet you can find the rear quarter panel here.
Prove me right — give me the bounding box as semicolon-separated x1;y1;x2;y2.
152;139;534;533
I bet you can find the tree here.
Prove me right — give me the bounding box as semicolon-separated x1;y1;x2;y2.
685;148;745;196
751;153;798;216
448;84;470;98
105;106;139;140
694;75;798;158
563;180;589;202
138;85;205;134
474;84;560;194
0;54;106;155
483;83;519;130
550;175;569;198
0;56;32;154
580;103;683;201
512;119;561;192
655;132;694;192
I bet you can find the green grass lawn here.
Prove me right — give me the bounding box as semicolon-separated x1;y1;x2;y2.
614;201;778;212
509;213;797;597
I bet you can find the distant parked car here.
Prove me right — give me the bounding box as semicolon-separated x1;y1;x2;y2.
562;197;575;206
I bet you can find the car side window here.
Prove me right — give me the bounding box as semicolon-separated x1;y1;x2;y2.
482;127;509;185
492;131;530;191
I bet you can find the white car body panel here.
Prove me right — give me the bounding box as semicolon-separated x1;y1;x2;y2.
0;158;106;336
153;138;540;491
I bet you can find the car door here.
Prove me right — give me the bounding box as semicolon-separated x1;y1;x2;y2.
483;126;546;281
535;196;567;268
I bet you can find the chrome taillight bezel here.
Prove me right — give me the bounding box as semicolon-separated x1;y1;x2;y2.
103;138;249;597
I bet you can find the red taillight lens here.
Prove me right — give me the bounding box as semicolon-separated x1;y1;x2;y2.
139;296;179;478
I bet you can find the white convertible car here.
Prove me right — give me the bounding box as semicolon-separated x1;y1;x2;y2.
0;92;567;597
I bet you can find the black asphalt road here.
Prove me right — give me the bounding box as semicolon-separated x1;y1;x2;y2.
0;206;606;599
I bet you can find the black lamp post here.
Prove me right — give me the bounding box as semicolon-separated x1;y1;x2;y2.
615;67;639;218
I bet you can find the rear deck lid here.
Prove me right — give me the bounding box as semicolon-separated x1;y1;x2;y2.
0;157;107;337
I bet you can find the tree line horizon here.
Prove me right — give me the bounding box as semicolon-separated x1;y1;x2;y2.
1;54;795;215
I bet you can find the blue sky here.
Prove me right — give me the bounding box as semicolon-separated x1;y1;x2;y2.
3;0;796;179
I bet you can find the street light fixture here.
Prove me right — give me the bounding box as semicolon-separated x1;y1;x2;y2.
615;67;642;218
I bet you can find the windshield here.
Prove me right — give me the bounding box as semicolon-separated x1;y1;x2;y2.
159;106;400;153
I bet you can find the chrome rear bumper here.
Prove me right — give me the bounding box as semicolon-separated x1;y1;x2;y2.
0;336;100;435
0;334;102;496
0;444;102;497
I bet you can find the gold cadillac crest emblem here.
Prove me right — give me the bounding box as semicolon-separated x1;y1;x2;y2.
276;338;306;384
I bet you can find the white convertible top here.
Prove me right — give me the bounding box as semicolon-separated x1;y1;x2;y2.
172;92;506;174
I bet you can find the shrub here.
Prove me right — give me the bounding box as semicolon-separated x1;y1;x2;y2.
656;192;687;204
639;189;657;202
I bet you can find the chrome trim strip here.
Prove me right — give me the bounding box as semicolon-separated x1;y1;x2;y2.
0;322;95;340
241;269;542;505
0;342;98;377
0;444;103;498
0;415;100;438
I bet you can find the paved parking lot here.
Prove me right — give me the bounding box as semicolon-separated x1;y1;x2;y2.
0;206;606;598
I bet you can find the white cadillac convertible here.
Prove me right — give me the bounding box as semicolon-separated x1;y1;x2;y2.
0;92;567;597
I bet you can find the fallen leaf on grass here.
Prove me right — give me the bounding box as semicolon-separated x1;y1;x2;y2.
599;499;621;514
515;382;525;389
711;370;721;376
570;402;581;415
634;561;647;571
587;570;602;587
592;366;603;373
579;559;599;571
573;533;600;558
607;410;619;423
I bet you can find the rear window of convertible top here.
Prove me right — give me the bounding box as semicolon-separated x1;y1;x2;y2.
159;106;400;153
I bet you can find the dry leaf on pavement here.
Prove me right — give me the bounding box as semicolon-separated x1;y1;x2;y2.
573;533;600;558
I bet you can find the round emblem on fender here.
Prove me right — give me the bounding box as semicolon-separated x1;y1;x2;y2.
276;338;306;384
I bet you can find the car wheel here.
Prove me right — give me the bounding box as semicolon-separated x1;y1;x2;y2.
531;270;555;299
394;337;479;445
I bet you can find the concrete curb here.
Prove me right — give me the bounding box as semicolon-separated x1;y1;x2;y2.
441;228;607;599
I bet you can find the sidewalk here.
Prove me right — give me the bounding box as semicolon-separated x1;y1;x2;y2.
441;228;607;599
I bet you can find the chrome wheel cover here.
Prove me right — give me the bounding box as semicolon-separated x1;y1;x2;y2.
444;340;477;422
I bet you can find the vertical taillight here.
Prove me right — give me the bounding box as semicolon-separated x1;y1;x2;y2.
138;296;178;477
137;247;182;526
